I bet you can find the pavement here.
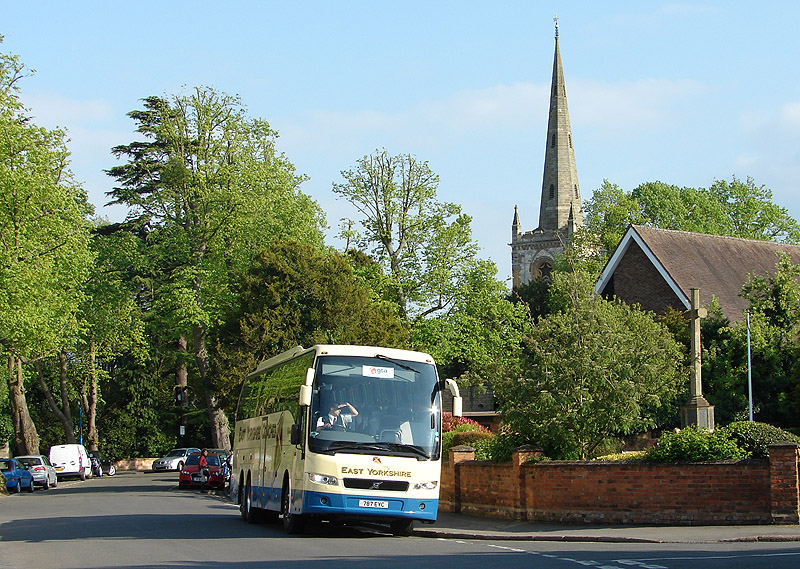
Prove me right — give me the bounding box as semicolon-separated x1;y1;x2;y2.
127;471;800;543
414;512;800;543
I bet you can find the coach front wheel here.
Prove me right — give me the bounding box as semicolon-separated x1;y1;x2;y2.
281;477;305;534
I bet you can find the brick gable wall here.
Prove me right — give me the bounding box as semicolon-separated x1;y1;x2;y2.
609;241;685;315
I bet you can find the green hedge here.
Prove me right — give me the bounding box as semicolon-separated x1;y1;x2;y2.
645;426;747;462
450;430;493;449
442;424;478;454
474;433;530;462
718;421;800;459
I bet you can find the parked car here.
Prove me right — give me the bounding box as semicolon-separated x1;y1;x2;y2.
208;448;230;461
207;448;231;482
152;447;201;472
87;450;116;476
15;455;58;489
1;458;35;493
178;453;225;489
49;444;92;480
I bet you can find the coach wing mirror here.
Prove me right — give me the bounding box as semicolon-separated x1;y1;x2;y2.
299;385;312;407
290;423;302;446
298;368;315;407
445;378;463;417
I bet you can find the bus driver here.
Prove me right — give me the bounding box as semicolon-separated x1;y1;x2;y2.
317;402;359;430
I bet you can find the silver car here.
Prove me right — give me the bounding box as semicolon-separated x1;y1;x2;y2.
152;447;201;472
16;455;58;490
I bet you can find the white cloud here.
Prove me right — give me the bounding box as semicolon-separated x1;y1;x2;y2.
280;82;549;147
734;99;800;220
20;92;115;127
570;78;708;132
782;101;800;128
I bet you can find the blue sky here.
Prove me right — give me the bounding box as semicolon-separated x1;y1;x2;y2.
4;2;800;283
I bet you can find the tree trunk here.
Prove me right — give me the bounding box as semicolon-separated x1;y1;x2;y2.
176;335;188;444
193;323;231;450
85;340;99;451
34;353;76;444
7;356;40;455
206;392;231;451
58;350;75;441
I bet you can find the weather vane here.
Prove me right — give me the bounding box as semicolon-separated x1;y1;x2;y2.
554;14;559;37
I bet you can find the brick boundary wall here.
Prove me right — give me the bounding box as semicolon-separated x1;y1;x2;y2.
441;443;800;525
113;458;157;471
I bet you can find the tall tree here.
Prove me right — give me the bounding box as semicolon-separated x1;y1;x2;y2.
107;88;324;449
582;180;646;255
704;254;800;426
214;240;409;396
0;39;93;454
411;259;531;388
494;270;685;459
74;229;148;451
584;176;800;257
333;149;478;322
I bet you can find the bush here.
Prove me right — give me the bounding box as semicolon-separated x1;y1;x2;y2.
645;427;748;462
442;424;488;454
474;432;528;462
450;430;493;449
442;412;489;433
719;421;800;459
593;451;647;462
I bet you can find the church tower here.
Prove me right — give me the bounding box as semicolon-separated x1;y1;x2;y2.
511;18;583;288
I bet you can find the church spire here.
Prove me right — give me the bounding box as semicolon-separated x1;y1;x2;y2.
537;17;583;232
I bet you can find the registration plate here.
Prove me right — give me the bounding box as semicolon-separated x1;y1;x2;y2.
359;500;388;509
55;466;64;471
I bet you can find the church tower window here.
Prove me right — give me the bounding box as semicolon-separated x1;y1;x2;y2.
549;184;555;199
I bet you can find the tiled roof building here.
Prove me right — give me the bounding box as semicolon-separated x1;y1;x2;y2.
596;225;800;322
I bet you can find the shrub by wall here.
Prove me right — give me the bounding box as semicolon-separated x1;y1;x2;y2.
720;422;800;458
645;426;747;462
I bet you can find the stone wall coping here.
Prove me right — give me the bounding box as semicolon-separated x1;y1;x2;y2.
768;441;800;449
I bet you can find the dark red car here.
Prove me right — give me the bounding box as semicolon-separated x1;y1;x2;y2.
178;453;224;489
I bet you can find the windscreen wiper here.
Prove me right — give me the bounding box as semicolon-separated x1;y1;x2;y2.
382;443;431;459
375;354;420;374
326;442;391;455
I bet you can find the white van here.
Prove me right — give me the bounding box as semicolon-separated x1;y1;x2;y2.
49;444;92;480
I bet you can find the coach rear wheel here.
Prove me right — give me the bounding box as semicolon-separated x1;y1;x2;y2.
241;478;253;522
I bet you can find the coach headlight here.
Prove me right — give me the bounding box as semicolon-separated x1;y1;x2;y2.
413;480;438;490
308;473;338;485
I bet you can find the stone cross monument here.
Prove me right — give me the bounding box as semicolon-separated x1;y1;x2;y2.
680;288;715;430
